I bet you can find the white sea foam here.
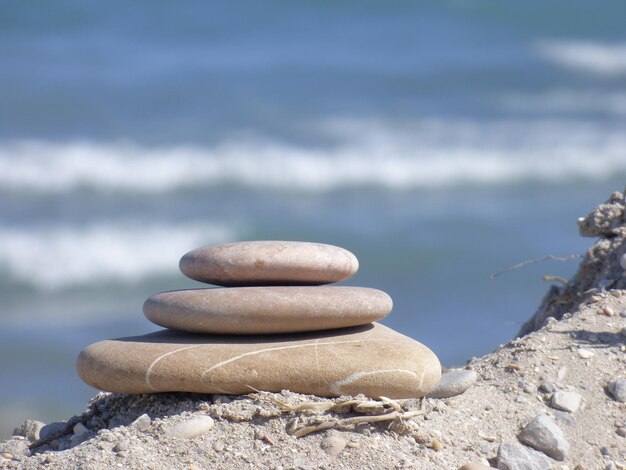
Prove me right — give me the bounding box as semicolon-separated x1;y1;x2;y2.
1;118;625;194
0;222;238;289
536;40;626;76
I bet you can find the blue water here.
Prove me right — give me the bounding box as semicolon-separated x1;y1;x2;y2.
1;1;625;437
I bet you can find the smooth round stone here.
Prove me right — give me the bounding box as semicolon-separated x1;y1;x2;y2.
427;369;478;399
179;241;358;286
76;323;441;399
143;286;392;334
165;416;214;439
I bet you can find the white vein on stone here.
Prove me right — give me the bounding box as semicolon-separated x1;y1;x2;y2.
329;369;421;395
145;345;206;390
144;328;390;393
200;338;379;380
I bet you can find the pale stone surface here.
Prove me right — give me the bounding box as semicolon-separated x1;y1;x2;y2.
179;241;359;286
144;286;392;334
550;390;582;413
165;416;214;439
497;442;553;470
427;369;477;399
76;323;441;399
518;414;569;461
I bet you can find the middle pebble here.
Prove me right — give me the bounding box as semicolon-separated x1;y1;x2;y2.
144;286;392;334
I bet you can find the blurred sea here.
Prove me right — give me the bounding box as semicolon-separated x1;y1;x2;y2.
1;1;625;437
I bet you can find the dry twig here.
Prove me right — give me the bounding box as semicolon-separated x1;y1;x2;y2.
489;254;580;280
250;391;426;438
292;410;423;438
542;275;569;285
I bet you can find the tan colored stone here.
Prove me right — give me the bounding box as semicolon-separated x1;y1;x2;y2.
76;323;441;399
143;286;392;334
179;241;358;286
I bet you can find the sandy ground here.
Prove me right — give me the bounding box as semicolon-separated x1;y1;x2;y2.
1;190;625;470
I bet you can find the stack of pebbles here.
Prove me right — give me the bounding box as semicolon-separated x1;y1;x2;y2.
77;241;441;398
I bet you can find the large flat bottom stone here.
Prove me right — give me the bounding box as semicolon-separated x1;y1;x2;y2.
76;323;441;399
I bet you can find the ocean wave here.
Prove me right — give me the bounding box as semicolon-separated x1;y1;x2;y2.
0;222;238;290
536;40;626;76
1;119;626;193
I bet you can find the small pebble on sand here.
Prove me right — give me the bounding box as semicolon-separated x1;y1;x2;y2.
130;414;151;432
601;306;615;316
113;440;129;453
73;423;88;436
429;439;443;452
550;390;583;413
166;416;215;439
607;378;626;403
320;436;347;457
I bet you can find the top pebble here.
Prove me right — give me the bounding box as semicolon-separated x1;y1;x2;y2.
179;241;359;286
